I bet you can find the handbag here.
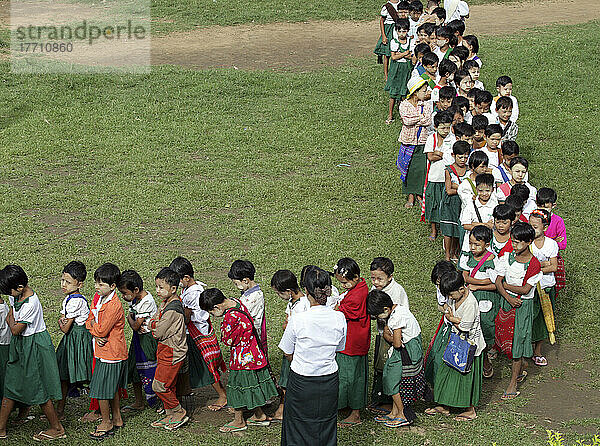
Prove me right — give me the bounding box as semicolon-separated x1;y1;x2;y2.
442;332;477;374
494;306;516;357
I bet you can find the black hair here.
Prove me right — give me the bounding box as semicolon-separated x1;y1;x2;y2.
454;69;472;87
270;269;300;293
63;260;87;282
493;203;516;221
228;259;256;281
422;51;439;68
414;42;431;57
536;187;557;206
398;0;410;10
509;156;529;170
432;7;446;20
467;87;480;100
439;270;465;298
439;85;456;101
468;150;489;169
94;263;121;286
299;265;319;289
496;75;513;87
366;290;394;317
0;265;28;295
485;124;503;137
505;194;524;212
334;257;360;280
418;22;436;36
370;257;394;276
451;96;469;112
496;95;513;110
449;45;469;63
169;256;194;279
471;114;489;130
396;18;410;31
474;90;493;105
198;288;226;311
511;221;535;243
118;270;144;292
447;19;465;36
501;140;519;156
431;260;456;285
471;225;493;243
409;0;423;13
463;59;479;71
452;140;471;155
436;26;452;41
511;183;530;203
304;267;332;306
529;209;551;226
155;267;180;288
438;58;457;78
434;110;453;127
453;122;475;138
463;34;479;54
475;173;495;188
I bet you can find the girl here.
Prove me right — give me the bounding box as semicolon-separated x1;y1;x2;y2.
397;77;432;209
428;270;485;421
0;265;65;441
300;265;340;308
496;157;537;207
334;258;370;427
279;267;347;445
457;150;490;211
454;69;474;98
199;288;278;433
384;19;413;124
374;0;402;81
271;269;310;421
463;35;481;67
536;187;566;294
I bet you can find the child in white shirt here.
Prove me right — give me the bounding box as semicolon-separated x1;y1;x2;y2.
493;75;519;121
459;173;497;252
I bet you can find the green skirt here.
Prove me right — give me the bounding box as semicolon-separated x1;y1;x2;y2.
440;193;461;237
473;290;500;347
56;324;94;384
336;353;368;410
89;360;128;400
402;144;427;195
227;367;278;410
4;331;62;405
0;344;9;400
374;23;395;57
385;60;412;99
187;334;216;389
383;336;423;396
532;287;556;342
512;298;534;359
433;354;482;408
425;181;445;224
278;356;291;388
424;321;451;388
127;332;158;384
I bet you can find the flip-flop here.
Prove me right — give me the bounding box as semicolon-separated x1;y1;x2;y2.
428;235;437;242
0;434;6;440
368;406;391;415
533;356;548;366
501;391;520;400
385;119;395;125
454;414;477;421
13;415;36;426
219;423;248;433
488;349;498;360
89;428;114;440
517;370;528;383
338;420;362;428
374;414;394;423
33;430;67;441
384;417;410;428
246;419;271;427
164;416;189;431
151;418;169;428
483;366;494;378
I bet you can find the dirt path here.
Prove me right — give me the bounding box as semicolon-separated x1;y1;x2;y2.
151;0;600;70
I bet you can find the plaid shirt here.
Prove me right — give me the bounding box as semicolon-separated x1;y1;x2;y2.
499;119;518;141
398;100;433;145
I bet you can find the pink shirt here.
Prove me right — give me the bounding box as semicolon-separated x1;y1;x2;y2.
544;213;566;251
398;100;432;145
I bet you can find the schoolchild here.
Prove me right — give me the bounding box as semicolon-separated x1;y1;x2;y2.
374;0;402;80
385;19;414;124
463;34;481;67
493;75;519;121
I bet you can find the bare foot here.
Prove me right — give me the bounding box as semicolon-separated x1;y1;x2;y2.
273;404;284;420
207;396;228;411
404;200;415;208
79;411;101;423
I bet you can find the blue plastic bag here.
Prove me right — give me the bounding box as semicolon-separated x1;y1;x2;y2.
442;332;477;374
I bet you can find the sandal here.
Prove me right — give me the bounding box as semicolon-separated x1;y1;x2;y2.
89;427;114;440
483;365;494;378
338;420;362;428
207;403;229;411
501;391;520;400
151;417;169;428
517;370;528;383
33;430;67;441
533;356;548;366
164;416;189;431
374;414;393;423
385;118;395;125
121;405;143;413
246;418;271;427
368;406;391;415
425;406;450;416
219;423;248;433
384;417;410;428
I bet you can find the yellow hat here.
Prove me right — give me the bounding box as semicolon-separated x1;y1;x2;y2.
406;77;427;98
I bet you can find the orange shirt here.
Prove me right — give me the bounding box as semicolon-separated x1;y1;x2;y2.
85;292;127;361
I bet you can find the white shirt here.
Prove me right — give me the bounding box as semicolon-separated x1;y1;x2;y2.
14;293;47;336
0;303;11;345
530;237;558;289
424;133;455;182
457;174;478;210
279;305;347;376
129;292;157;334
445;0;469;23
450;291;486;356
372;278;409;309
241;285;265;336
380;1;400;25
473;80;485;90
181;282;210;335
476;146;500;168
492;95;519;121
326;285;342;308
387;305;421;356
285;295;311;318
61;294;89;326
460;195;498;252
496;253;542;300
389;33;412;63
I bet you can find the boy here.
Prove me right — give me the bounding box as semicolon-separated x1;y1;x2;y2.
434;59;457;97
169;256;227;410
420;52;439;92
437;85;456;112
453;122;474;146
459;173;497;252
465;88;479;121
149;267;189;430
86;263;127;439
490;203;515;256
495;222;542;400
411;42;431;78
424;111;455;240
431;7;446;26
479;124;502;168
464;59;483;90
494;75;519;121
505;194;526;224
118;270;159;412
493;140;524;184
454;69;473;98
408;0;424;40
473;90;495;123
497;157;537;206
56;261;93;418
471;114;488;149
495;96;518;141
433;26;452;61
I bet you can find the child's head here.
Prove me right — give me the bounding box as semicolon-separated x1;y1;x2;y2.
474;90;493;114
398;0;410;17
452;140;471;166
454;69;473;94
511;183;530;206
155;267;179;301
303;267;332;306
471;114;489;142
493;204;515;235
333;257;361;290
509;156;529;183
485;124;502;150
510;221;535;253
228;259;256;292
438;85;456;110
452;95;469;116
61;260;86;297
407;77;429;101
463;34;479;56
414;42;431;62
395;18;410;37
468;150;489;173
417;23;435;44
198;288;227;316
422;52;439;76
438;58;457;83
408;0;423;21
370;257;394;290
447;19;465;38
435;26;452;49
169;256;194;287
536;187;557;212
505;194;524;221
463;59;480;83
496;75;513;97
366;289;394;320
439;270;467;300
466;87;480;112
94;263;121;298
453;122;475;145
426;0;440;12
500;140;519;163
118;270;144;302
469;224;493;256
475;173;495;203
432;7;446;25
495;96;513;123
431;260;456;286
528;209;551;238
434;110;453;138
448;46;468;69
270;269;300;301
0;265;28;297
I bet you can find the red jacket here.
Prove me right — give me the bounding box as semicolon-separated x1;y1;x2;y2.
338;279;370;356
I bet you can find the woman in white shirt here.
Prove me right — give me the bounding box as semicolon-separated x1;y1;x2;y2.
279;268;347;446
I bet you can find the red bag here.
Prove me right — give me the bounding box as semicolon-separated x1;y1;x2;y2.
494;307;516;357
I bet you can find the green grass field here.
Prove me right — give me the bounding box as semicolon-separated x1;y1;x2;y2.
0;17;598;446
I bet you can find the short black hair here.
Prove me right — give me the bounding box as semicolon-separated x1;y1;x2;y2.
439;270;465;298
472;114;489;131
370;257;394;276
396;18;410;31
409;0;423;13
334;257;360;280
511;183;530;203
155;267;180;288
63;261;87;282
463;35;479;53
432;7;446;20
493;203;516;221
418;22;436;36
414;42;431;57
485;124;503;137
303;267;332;305
496;75;513;87
228;259;256;281
0;265;28;295
439;85;457;101
536;187;557;206
463;59;479;71
169;256;194;279
511;221;535;243
438;58;457;78
454;69;472;87
451;96;469;112
468;150;489;169
431;260;456;285
452;140;471;155
366;290;394;317
467;87;480;99
436;25;452;41
474;90;493;105
449;45;469;62
434;110;453;127
398;0;410;10
199;288;226;311
475;173;495;188
94;263;121;286
529;209;551;226
422;51;439;68
270;269;300;293
447;19;465;36
471;225;493;243
496;96;513;110
505;194;524;212
453;122;474;138
501;140;519;156
509;156;529;170
118;270;144;292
